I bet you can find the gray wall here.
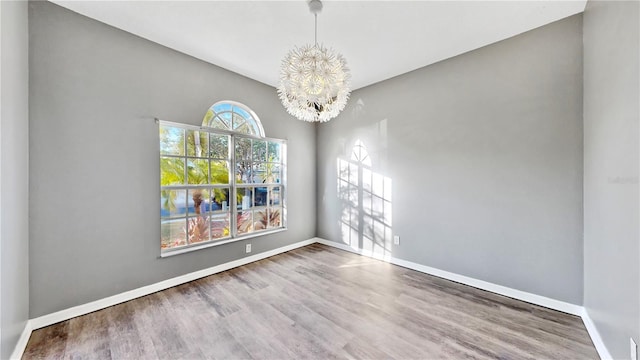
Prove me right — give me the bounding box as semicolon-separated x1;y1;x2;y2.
0;0;30;358
29;1;316;318
583;1;639;358
317;15;584;304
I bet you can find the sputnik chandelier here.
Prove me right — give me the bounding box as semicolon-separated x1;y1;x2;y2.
277;0;351;122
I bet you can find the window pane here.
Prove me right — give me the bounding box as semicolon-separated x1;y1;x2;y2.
209;117;228;130
219;112;232;128
187;189;211;216
187;215;210;244
186;130;208;157
234;106;252;121
233;113;251;134
269;163;282;184
236;161;251;184
160;157;184;186
268;207;282;228
235;137;251;161
238;188;253;210
268;141;281;163
210;160;230;184
160;126;184;156
209;134;229;159
210;188;230;212
254;187;268;207
251;163;266;184
187;159;209;184
252;140;267;162
161;189;187;217
210;213;230;239
237;211;253;235
269;187;281;206
254;209;268;231
161;218;186;249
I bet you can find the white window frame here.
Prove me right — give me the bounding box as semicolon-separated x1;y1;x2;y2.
158;119;287;257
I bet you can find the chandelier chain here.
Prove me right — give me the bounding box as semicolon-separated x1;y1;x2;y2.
314;13;318;46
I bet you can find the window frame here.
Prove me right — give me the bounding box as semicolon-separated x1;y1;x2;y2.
158;119;287;257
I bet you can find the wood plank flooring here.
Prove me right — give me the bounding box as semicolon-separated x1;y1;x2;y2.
23;243;599;359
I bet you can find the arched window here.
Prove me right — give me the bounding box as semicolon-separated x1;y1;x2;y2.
202;101;265;137
158;101;286;256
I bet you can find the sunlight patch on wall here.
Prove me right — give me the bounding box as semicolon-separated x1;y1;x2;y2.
337;140;393;258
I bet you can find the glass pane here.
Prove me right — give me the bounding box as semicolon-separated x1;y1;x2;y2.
186;130;208;157
209;134;229;159
254;187;268;207
213;102;232;114
234;105;252;120
233;113;252;134
187;159;209;185
159;126;184;156
210;188;230;212
269;187;281;206
235;137;251;161
237;211;253;235
251;163;266;184
161;218;187;249
187;189;211;216
236;161;251;184
219;112;232;128
254;209;268;231
252;140;267;162
160;157;184;186
161;189;187;217
269;163;282;184
238;188;253;210
210;213;230;239
268;207;282;228
210;160;230;184
187;215;210;244
203;109;214;127
268;141;281;163
209;117;228;130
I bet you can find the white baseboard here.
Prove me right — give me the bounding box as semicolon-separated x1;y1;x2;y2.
9;320;32;360
29;238;316;331
315;238;583;316
12;236;612;360
581;308;613;360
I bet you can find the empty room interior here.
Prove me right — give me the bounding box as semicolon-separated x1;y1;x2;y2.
1;0;638;359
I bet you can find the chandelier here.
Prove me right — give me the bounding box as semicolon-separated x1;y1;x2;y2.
277;0;351;122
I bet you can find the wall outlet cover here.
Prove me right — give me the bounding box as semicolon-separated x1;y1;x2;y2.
246;244;252;253
393;235;400;245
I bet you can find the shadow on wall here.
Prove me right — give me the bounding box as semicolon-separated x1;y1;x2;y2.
337;139;393;259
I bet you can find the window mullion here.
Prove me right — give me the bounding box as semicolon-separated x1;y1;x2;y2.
230;134;237;238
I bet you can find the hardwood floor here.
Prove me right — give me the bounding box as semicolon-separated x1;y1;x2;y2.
23;243;598;359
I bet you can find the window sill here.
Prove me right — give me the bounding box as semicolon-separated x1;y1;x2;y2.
160;227;288;258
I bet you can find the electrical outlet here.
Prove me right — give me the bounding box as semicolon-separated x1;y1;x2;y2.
631;338;637;360
393;235;400;245
245;243;252;253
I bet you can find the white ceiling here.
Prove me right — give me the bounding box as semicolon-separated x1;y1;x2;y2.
50;0;586;90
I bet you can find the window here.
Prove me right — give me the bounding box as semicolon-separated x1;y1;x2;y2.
159;101;286;255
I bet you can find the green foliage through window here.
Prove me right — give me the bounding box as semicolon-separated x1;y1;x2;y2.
159;102;285;254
